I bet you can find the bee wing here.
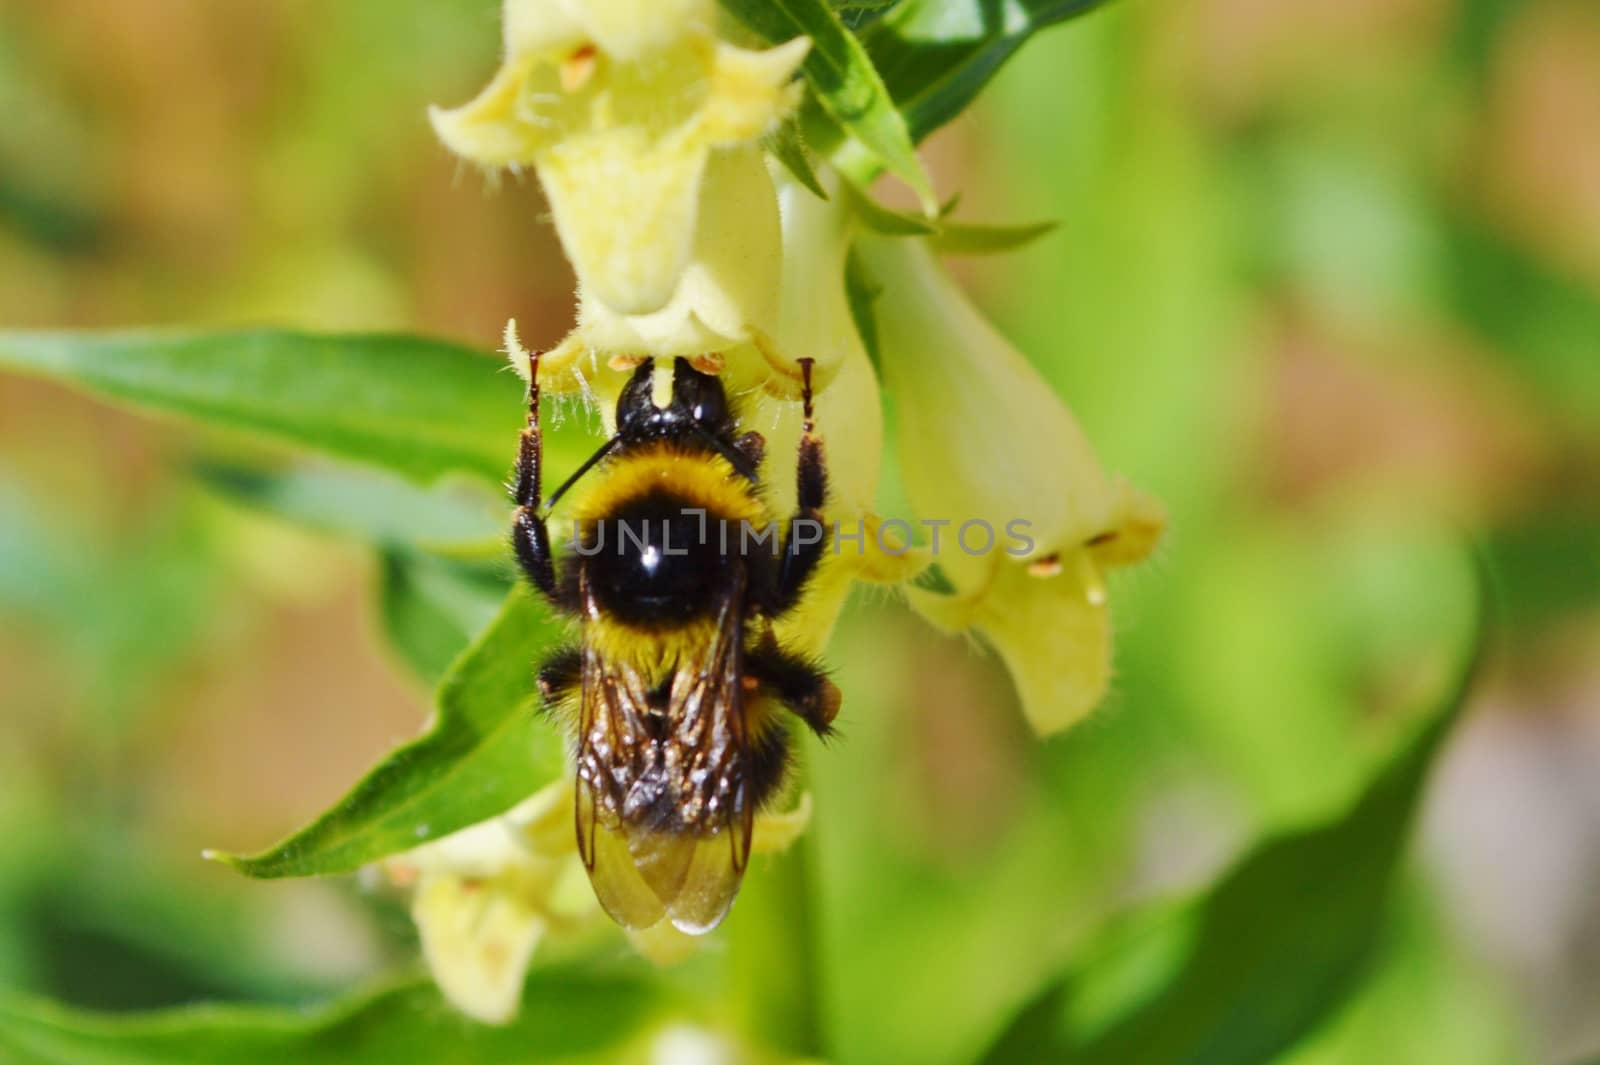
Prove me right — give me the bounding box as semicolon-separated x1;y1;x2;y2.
573;568;753;935
655;566;753;934
574;601;667;930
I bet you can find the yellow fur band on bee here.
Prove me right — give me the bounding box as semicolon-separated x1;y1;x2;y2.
569;443;768;528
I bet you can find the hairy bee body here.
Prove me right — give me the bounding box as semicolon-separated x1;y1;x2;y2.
510;357;836;933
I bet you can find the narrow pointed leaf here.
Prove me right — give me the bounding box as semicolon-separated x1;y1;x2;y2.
857;0;1117;144
208;586;567;877
845;182;1057;252
719;0;936;211
843;247;883;367
0;965;663;1065
980;559;1487;1065
845;183;940;235
0;329;523;485
196;462;509;554
766;119;830;200
932;218;1060;255
378;551;512;686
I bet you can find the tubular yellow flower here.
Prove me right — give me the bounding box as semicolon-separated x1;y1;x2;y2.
743;175;927;653
856;235;1165;735
556;144;784;383
382;781;818;1020
380;781;588;1025
524;156;867;415
429;0;808;317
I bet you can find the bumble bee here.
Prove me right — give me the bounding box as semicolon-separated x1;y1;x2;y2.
509;353;838;934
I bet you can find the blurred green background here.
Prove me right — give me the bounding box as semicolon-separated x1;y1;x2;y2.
1;1;1597;1063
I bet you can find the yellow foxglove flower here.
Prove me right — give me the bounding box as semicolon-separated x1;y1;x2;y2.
430;0;809;317
549;144;785;390
383;782;818;1018
525;159;862;415
756;166;867;394
380;781;591;1024
743;175;927;653
856;235;1165;735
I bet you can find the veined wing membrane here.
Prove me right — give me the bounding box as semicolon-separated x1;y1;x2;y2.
574;568;753;933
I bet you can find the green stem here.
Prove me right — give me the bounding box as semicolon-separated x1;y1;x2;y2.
727;738;826;1059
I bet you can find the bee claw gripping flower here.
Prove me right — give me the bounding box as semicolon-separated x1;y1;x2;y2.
858;235;1166;736
429;0;809;318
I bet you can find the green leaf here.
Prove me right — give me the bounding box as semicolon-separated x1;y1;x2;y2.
726;762;826;1060
196;462;509;555
718;0;937;211
1440;215;1600;424
844;181;1058;253
978;561;1487;1065
843;246;883;368
208;586;568;877
0;329;524;486
856;0;1117;144
379;551;512;686
0;964;665;1065
932;218;1060;255
833;1;901;32
1447;0;1533;84
844;182;940;235
197;461;518;693
0;179;104;255
766;118;829;200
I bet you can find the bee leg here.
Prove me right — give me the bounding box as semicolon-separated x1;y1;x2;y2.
536;646;580;705
772;358;828;614
745;720;792;810
536;646;582;729
746;639;839;739
510;351;562;605
734;430;765;471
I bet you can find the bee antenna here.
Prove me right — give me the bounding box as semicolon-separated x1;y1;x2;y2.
544;436;622;513
692;425;760;483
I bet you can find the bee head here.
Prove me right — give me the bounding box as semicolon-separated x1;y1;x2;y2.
616;358;731;442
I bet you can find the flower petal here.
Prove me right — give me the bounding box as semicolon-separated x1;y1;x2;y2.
413;874;547;1025
428;57;546;168
626;920;703;966
554;0;711;61
1090;479;1168;568
751;793;814;854
858;235;1120;558
501;0;585;58
572;145;781;353
700;37;811;143
539;126;710;315
908;551;1111;735
434;9;805;320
